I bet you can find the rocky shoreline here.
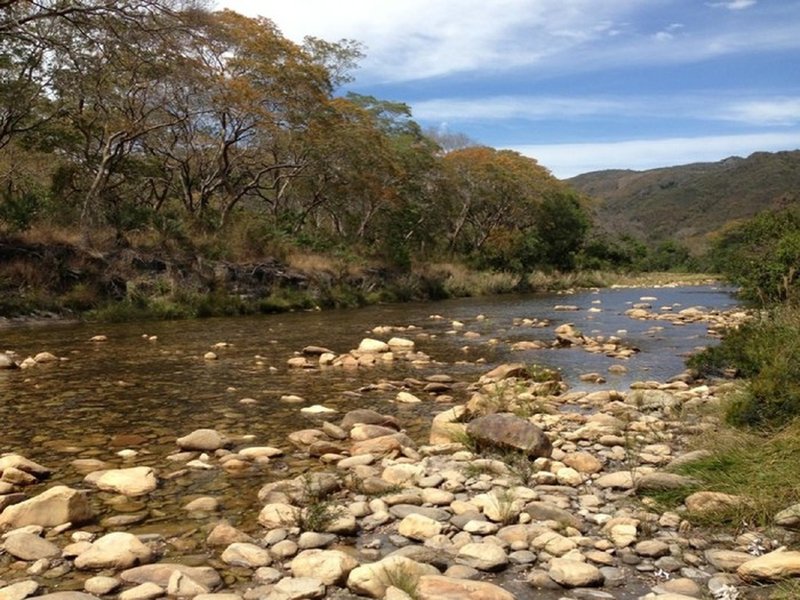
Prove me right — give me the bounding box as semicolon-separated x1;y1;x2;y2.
3;304;799;600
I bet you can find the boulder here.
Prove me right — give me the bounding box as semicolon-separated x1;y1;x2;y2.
0;580;39;600
258;503;300;529
206;521;254;547
220;543;272;568
340;409;399;432
429;406;467;445
2;532;60;560
270;577;326;600
466;413;552;458
176;429;228;451
358;339;389;353
167;571;209;597
737;550;800;582
27;595;99;600
290;549;359;586
118;583;163;600
397;514;442;542
0;485;93;528
0;353;17;369
120;564;221;589
74;532;153;569
480;363;529;382
0;455;50;477
86;467;157;497
416;575;514;600
455;543;508;572
684;491;742;515
775;503;800;528
548;558;603;587
347;556;439;598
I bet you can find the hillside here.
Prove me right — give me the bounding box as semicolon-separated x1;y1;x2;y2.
567;150;800;250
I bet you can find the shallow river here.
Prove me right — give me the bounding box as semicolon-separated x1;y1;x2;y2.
0;284;737;551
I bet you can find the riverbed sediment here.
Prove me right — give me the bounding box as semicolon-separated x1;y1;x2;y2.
4;288;794;600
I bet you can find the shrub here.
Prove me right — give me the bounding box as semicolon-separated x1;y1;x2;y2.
689;307;800;429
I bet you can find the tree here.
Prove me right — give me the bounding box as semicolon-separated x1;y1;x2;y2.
535;191;589;271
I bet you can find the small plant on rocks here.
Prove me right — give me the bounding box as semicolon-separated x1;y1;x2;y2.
383;563;421;600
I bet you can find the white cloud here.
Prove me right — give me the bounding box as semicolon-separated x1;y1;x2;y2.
719;98;800;125
413;96;626;121
218;1;796;83
708;0;757;10
509;132;800;178
407;93;800;128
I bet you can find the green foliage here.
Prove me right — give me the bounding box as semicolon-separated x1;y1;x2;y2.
689;307;800;429
535;191;589;271
0;190;43;232
711;205;800;306
672;421;800;527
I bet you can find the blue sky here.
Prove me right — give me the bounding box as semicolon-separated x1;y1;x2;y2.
220;1;800;178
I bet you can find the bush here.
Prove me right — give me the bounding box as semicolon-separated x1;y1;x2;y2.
689;307;800;428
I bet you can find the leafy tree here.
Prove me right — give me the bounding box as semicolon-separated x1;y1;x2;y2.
534;190;589;271
711;205;800;305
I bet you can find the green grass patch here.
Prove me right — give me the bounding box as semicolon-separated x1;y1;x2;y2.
671;420;800;527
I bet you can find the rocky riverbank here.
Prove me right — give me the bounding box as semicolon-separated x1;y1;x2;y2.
4;304;798;600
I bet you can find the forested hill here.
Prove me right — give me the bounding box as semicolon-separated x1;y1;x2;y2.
567;150;800;250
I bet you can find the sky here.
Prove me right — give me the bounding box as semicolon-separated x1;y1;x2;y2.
218;0;800;178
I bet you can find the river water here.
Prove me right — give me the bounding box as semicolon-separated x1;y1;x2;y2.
0;284;737;549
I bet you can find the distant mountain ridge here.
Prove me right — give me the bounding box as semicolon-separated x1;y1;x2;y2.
566;150;800;250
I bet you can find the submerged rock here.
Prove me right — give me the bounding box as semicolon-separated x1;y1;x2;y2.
0;485;93;528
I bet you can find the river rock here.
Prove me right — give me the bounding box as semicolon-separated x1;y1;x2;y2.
351;433;414;456
2;467;37;486
0;353;17;369
119;583;163;600
684;491;742;515
121;564;220;590
465;413;552;458
86;467;157;497
416;575;514;600
0;580;39;600
523;502;583;531
75;532;153;569
167;571;211;597
0;485;93;528
258;503;300;529
774;503;800;527
270;577;326;600
2;532;60;560
27;594;99;600
340;409;399;432
636;472;697;491
737;550;800;582
221;542;272;568
0;455;50;478
548;558;603;587
481;363;529;382
562;452;603;474
33;352;58;363
83;577;120;595
207;521;254;547
347;556;439;598
358;339;389;353
290;549;359;585
397;513;442;541
595;471;636;490
705;549;753;572
396;391;422;404
455;543;508;571
176;429;228;451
